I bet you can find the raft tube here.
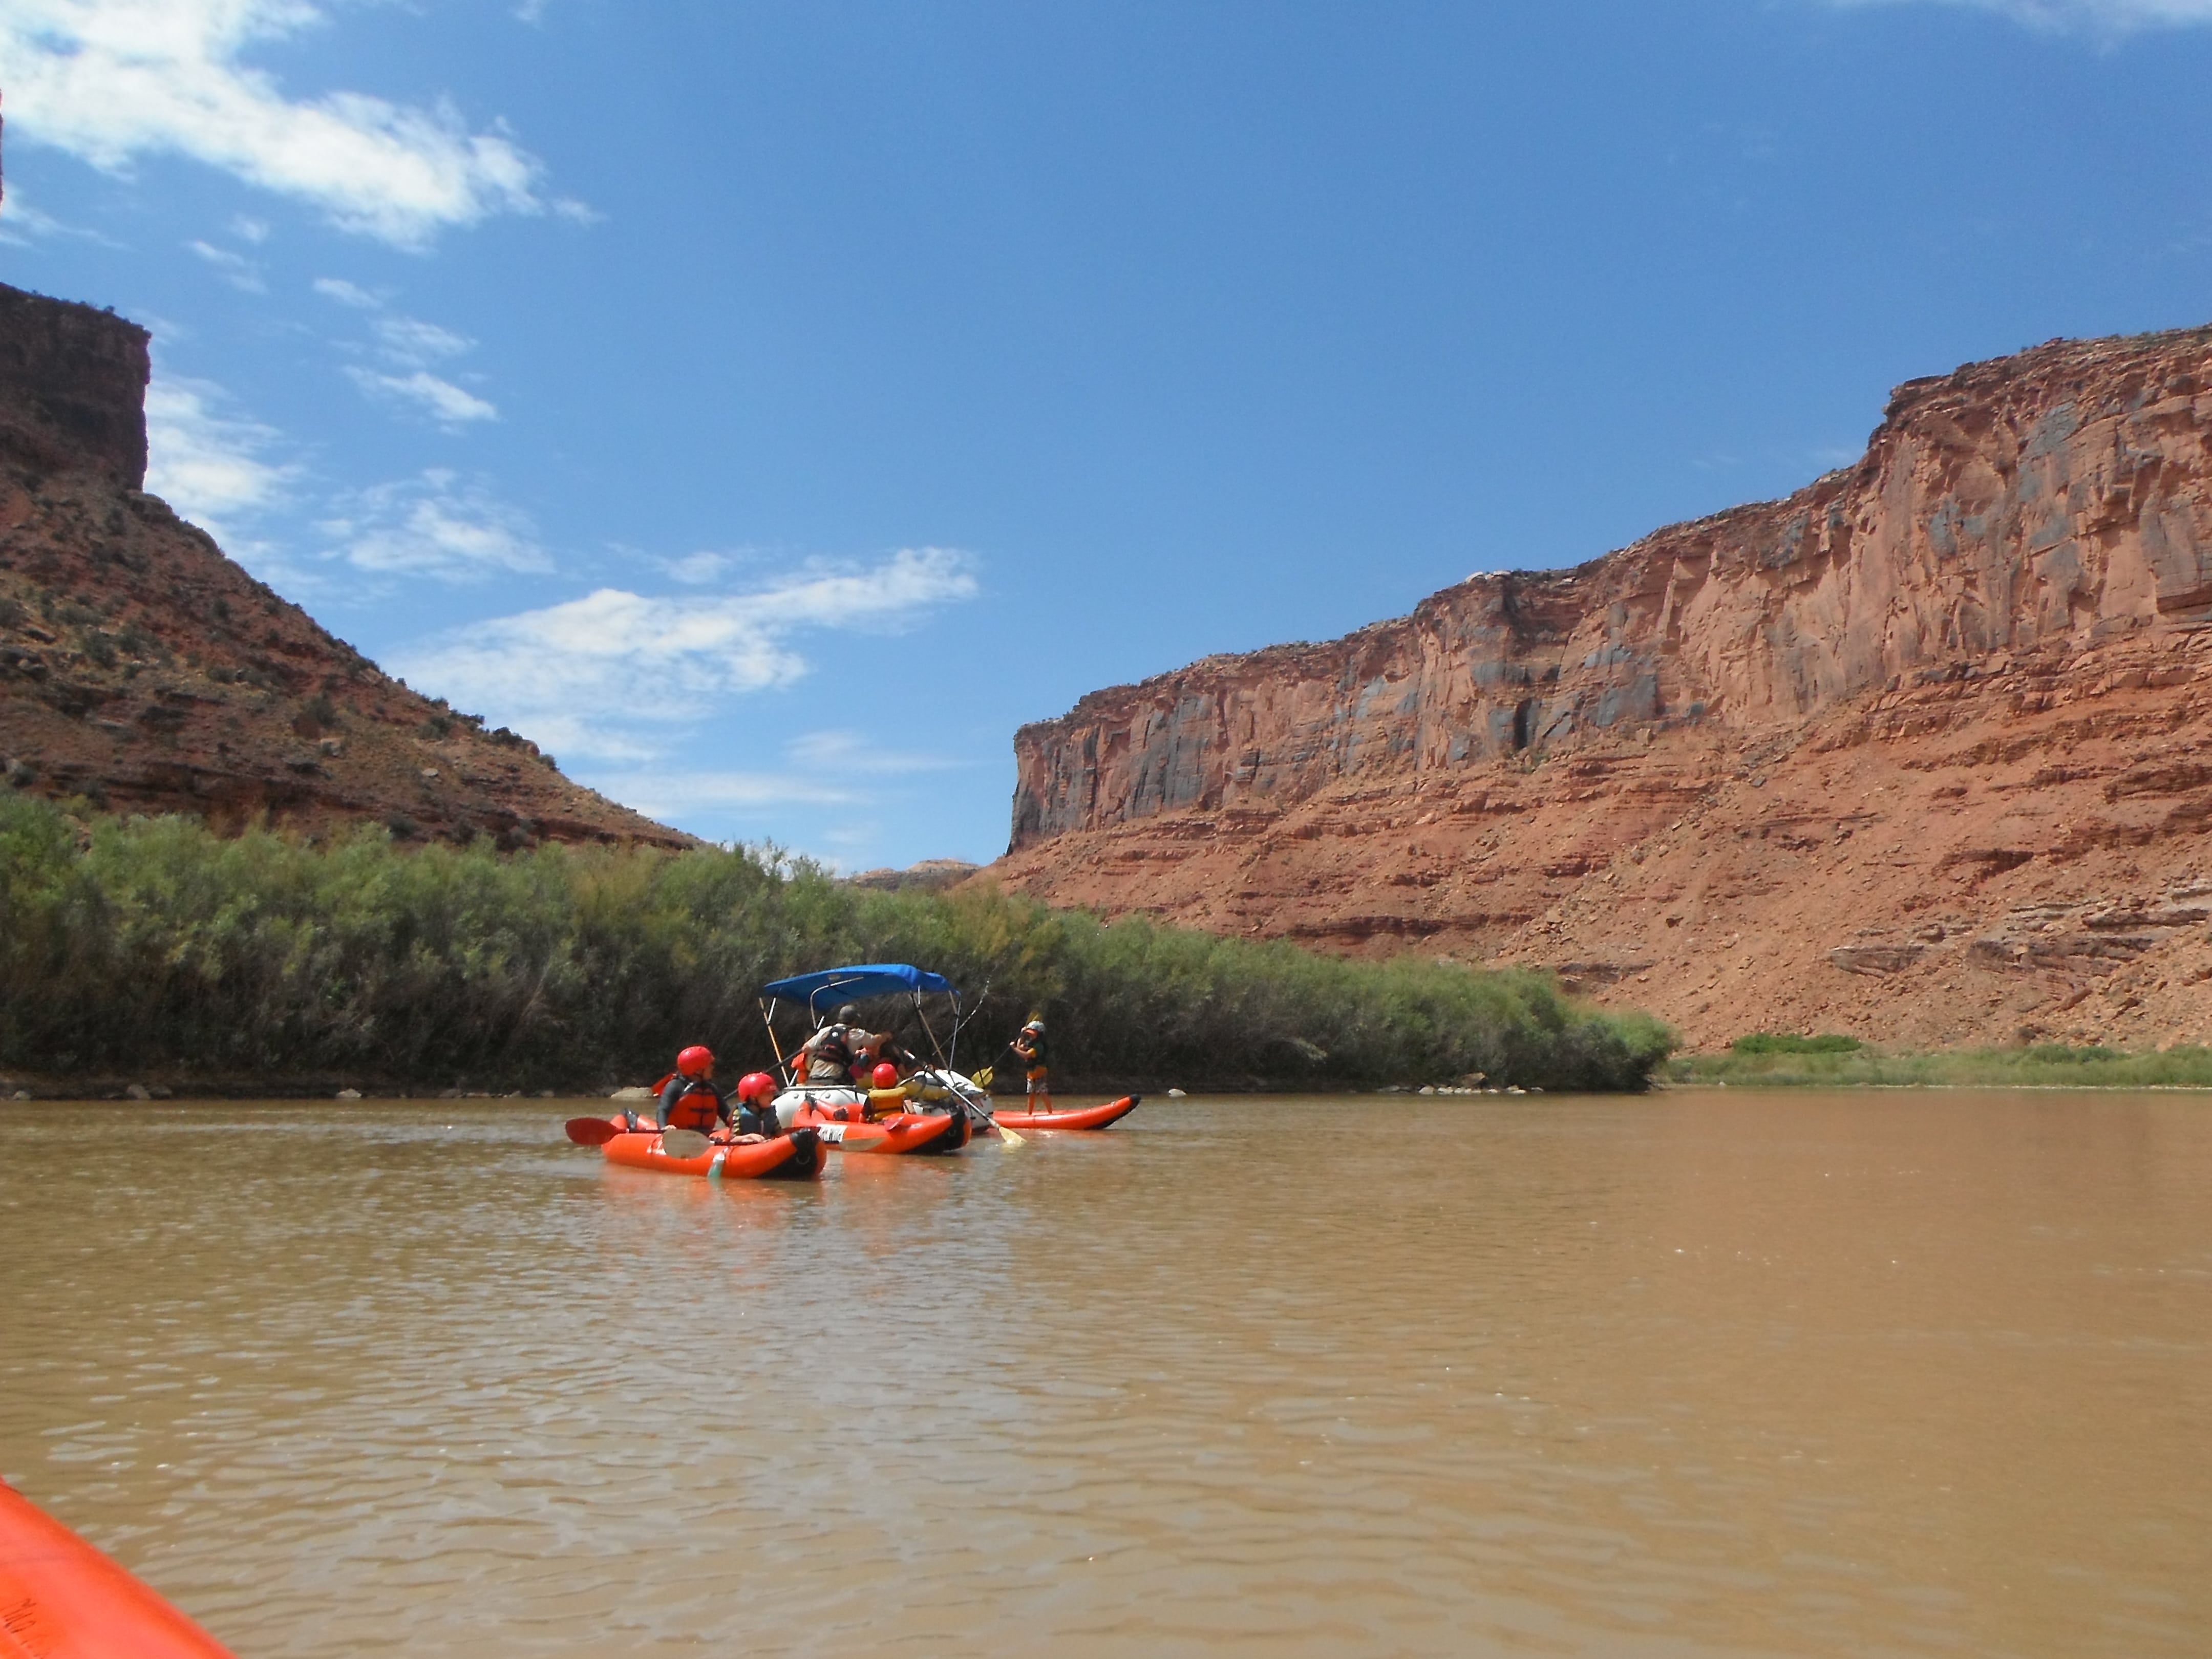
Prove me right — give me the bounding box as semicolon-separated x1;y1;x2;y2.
0;1478;237;1659
599;1122;826;1180
782;1099;972;1156
992;1095;1141;1132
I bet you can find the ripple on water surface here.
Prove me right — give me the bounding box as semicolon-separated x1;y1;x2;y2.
3;1093;2209;1656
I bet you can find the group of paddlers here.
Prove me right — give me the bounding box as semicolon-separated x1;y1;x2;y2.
633;1010;1053;1142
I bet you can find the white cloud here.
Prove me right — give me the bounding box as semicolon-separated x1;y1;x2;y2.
0;181;107;244
786;729;965;776
312;275;380;308
187;237;265;291
0;0;556;247
660;550;738;585
344;366;498;424
314;276;492;422
144;372;295;536
1832;0;2212;30
373;315;472;367
319;470;550;580
389;547;982;760
581;771;865;814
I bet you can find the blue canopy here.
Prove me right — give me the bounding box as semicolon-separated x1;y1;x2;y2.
759;964;958;1010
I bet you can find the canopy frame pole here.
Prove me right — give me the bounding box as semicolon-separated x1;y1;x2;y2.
759;996;793;1086
912;989;949;1070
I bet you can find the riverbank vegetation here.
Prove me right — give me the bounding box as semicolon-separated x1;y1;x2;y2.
0;791;1674;1094
1673;1036;2212;1089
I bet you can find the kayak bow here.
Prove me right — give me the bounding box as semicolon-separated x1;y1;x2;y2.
0;1478;238;1659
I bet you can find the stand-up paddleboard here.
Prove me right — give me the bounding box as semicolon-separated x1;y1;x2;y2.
0;1478;238;1658
991;1095;1140;1132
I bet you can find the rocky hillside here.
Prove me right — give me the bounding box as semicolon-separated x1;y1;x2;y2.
0;282;689;850
997;324;2212;1050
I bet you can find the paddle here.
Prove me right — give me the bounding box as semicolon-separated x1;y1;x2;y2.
935;1071;1024;1148
563;1115;713;1157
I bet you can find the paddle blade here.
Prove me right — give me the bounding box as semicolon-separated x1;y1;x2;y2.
565;1116;624;1146
972;1066;995;1089
994;1119;1027;1148
659;1128;711;1158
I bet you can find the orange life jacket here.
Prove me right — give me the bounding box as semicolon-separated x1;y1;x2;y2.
663;1079;725;1133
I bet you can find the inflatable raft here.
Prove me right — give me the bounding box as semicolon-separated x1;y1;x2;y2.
992;1095;1141;1132
0;1478;237;1658
599;1121;827;1180
778;1091;972;1156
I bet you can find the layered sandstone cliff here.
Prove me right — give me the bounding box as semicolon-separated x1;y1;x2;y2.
0;283;689;849
998;325;2212;1050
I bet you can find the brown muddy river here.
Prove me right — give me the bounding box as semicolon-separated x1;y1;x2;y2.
2;1091;2208;1657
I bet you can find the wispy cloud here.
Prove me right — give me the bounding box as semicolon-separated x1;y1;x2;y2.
786;729;967;776
0;181;111;245
581;770;866;815
187;236;265;291
312;275;380;309
344;366;498;425
318;470;550;581
659;549;740;586
1830;0;2212;31
372;315;472;367
390;547;982;761
314;276;496;424
0;0;568;247
143;372;295;539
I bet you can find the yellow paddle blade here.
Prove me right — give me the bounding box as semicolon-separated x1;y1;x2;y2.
972;1066;994;1089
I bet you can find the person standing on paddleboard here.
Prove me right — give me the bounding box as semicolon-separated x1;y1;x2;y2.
1010;1016;1052;1114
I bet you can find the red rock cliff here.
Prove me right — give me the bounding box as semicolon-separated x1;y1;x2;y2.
998;325;2212;1050
0;282;690;850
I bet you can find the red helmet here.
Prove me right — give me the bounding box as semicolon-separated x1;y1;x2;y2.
871;1061;900;1090
737;1071;776;1103
676;1045;714;1078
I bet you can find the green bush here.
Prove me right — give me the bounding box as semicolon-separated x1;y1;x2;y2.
1730;1032;1863;1055
1673;1043;2212;1089
2023;1043;2122;1064
0;789;1674;1092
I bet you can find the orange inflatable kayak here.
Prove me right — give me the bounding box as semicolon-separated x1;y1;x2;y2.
0;1478;236;1658
992;1095;1141;1132
782;1099;972;1155
599;1122;827;1180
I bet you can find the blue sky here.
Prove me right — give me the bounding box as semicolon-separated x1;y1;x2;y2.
2;0;2208;869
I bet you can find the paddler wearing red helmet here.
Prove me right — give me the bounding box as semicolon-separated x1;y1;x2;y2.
657;1045;733;1135
655;1049;785;1139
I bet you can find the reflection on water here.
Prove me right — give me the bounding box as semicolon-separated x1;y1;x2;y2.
2;1092;2208;1656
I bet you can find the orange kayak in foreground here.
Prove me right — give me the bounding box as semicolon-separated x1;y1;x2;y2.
599;1122;827;1180
0;1479;237;1658
992;1095;1141;1132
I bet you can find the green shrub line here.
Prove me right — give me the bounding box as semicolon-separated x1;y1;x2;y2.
1673;1043;2212;1090
1729;1032;1864;1055
0;790;1675;1093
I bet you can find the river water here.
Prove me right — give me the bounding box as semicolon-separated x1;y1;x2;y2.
2;1091;2207;1657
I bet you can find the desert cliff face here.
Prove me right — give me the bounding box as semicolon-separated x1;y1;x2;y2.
0;283;690;850
997;324;2212;1050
